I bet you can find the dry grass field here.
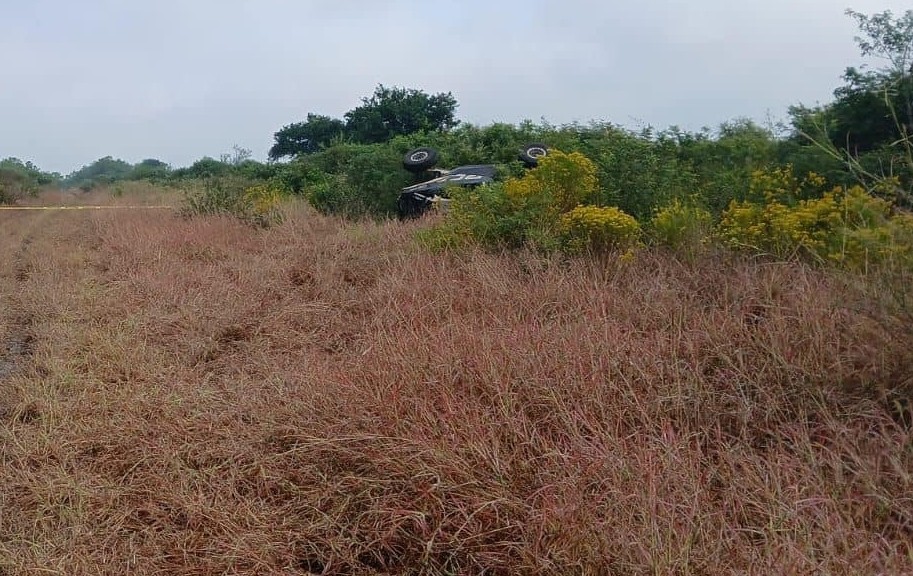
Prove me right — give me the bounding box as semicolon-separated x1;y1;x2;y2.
1;190;912;575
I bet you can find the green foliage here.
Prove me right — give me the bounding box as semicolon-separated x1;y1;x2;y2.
181;176;285;227
172;157;232;180
432;149;640;254
129;159;172;182
57;148;276;192
1;157;60;186
845;9;913;73
0;157;59;203
674;120;780;215
241;183;286;227
391;121;543;170
269;114;346;160
788;9;913;207
0;168;29;204
789;72;912;157
64;156;134;189
504;150;599;216
344;85;459;145
435;182;538;249
281;142;413;218
745;165;828;205
263;100;810;223
306;174;368;218
341;144;413;216
648;198;713;254
718;166;912;271
268;85;459;162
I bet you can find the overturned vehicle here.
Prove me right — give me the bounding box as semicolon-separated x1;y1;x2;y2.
396;143;549;219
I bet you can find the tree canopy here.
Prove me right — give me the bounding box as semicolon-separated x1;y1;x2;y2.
787;9;913;204
63;156;135;188
343;85;459;145
269;114;345;161
268;85;459;160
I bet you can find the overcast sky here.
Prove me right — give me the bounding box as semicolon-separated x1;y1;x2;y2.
1;0;910;174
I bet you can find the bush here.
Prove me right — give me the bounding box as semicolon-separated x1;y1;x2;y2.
288;142;413;218
558;205;641;254
306;174;371;219
443;150;601;250
554;124;699;219
440;182;538;249
433;150;641;254
0;185;17;205
268;119;799;222
392;122;545;170
649;198;713;254
182;176;285;227
719;180;913;271
0;166;38;204
504;150;599;217
241;183;286;227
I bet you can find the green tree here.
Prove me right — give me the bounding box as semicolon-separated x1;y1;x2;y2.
63;156;134;189
269;114;346;160
129;158;172;181
0;157;60;186
0;157;61;202
172;157;231;179
789;9;913;204
0;167;30;204
343;85;459;144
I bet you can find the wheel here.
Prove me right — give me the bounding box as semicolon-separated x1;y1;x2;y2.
519;143;549;168
403;147;439;172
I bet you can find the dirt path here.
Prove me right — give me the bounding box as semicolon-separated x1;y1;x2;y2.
0;211;48;381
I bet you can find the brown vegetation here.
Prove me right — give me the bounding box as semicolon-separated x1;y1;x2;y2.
1;194;912;575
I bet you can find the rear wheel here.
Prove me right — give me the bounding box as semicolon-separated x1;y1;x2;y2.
403;147;439;172
519;143;549;168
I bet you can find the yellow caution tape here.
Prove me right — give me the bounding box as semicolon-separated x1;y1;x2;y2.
0;205;174;211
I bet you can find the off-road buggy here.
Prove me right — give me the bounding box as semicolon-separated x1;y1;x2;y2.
396;143;549;219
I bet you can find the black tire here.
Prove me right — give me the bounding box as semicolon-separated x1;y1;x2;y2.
519;142;549;168
403;147;439;172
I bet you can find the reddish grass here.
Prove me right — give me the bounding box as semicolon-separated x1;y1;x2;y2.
1;195;912;574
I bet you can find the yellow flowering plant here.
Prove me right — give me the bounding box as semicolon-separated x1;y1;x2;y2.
649;198;713;253
719;167;913;270
558;205;641;254
504;150;599;220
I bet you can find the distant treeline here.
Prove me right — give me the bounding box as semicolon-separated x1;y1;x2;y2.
4;9;910;217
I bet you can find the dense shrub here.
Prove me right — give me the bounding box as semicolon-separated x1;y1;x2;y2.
554;124;698;219
392;122;545;169
558;205;641;254
0;168;30;204
505;150;598;216
0;158;57;203
430;149;640;254
719;167;913;271
278;142;413;218
434;182;537;249
182;177;285;227
305;174;371;219
648;198;714;254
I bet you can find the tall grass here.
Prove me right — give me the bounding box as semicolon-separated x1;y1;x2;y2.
1;194;911;574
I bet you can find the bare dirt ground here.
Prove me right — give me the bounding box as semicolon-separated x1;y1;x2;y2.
1;192;912;575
